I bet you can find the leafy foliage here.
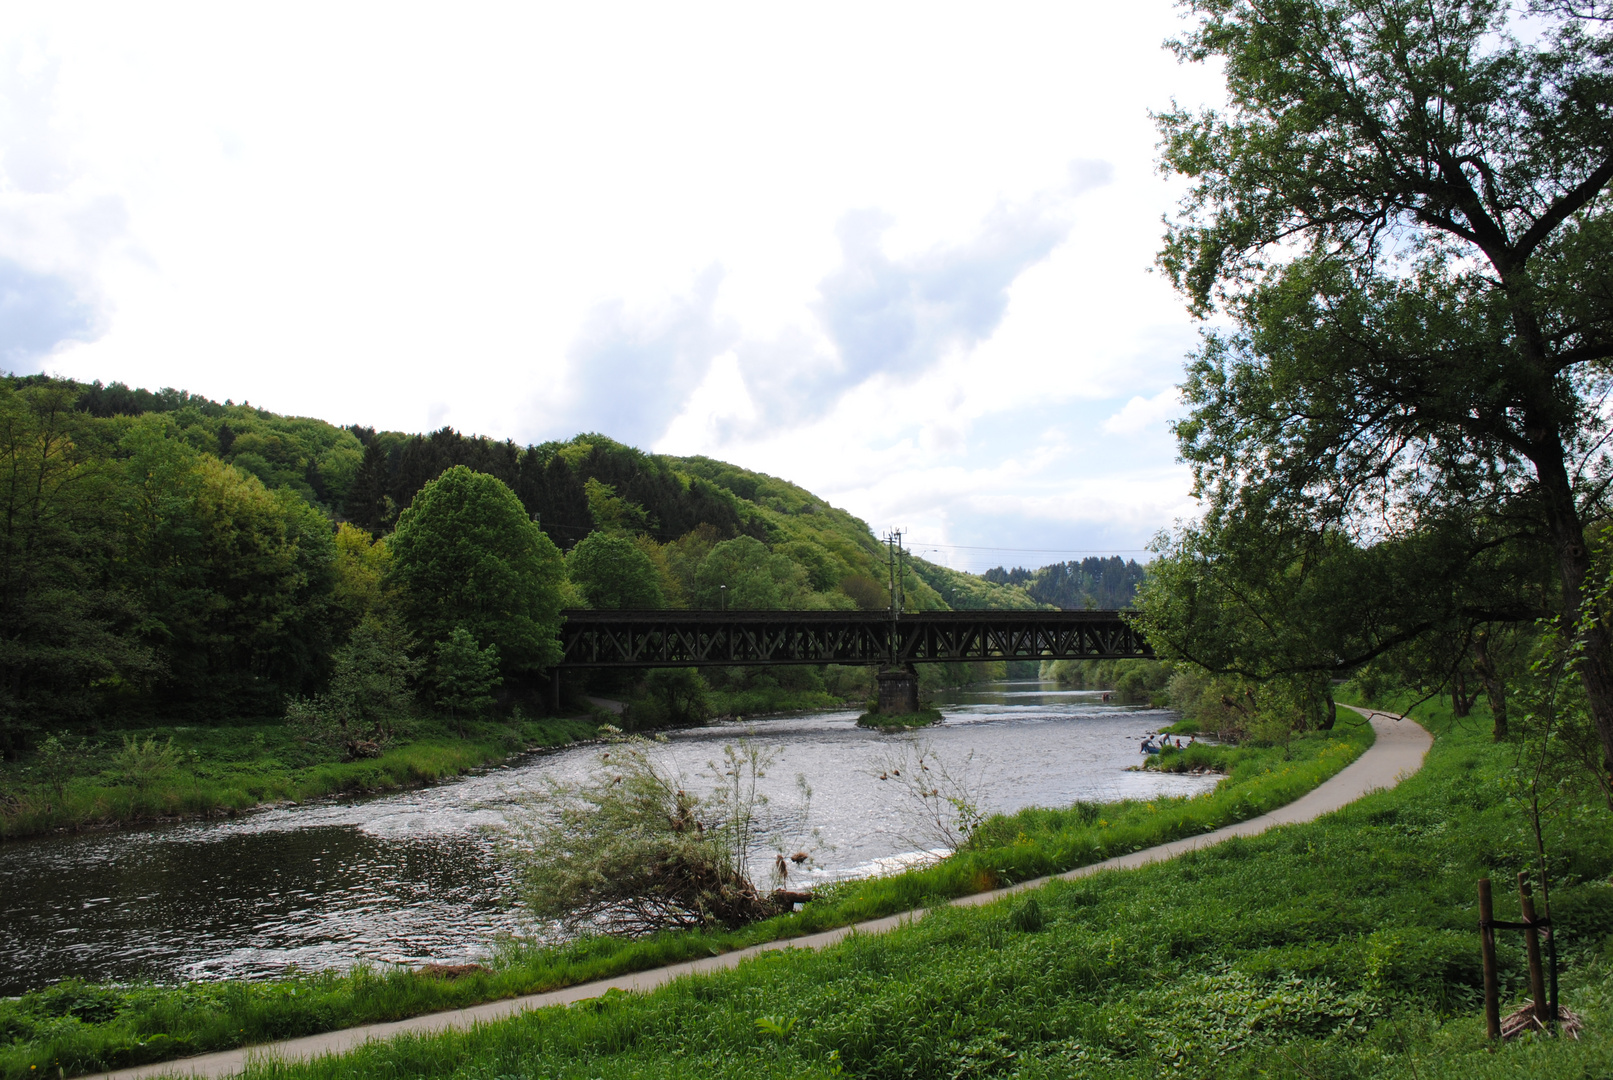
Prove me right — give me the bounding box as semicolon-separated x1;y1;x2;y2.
0;383;154;753
0;371;1032;779
566;532;665;610
1042;658;1171;705
429;628;502;732
982;557;1147;609
1150;0;1613;774
506;736;807;935
109;736;180;791
286;616;419;759
637;668;712;728
388;466;566;675
0;714;597;840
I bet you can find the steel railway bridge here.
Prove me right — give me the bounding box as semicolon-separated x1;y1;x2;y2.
554;609;1152;713
558;609;1150;668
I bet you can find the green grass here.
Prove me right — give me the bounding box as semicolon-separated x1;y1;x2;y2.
0;715;599;841
855;706;944;731
1144;739;1237;773
17;694;1609;1080
0;722;1373;1079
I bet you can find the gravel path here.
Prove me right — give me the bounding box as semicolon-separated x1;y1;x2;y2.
89;706;1431;1079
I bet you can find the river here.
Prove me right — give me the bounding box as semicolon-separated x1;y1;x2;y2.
0;681;1215;995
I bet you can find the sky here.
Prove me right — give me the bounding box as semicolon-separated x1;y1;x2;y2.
0;2;1228;574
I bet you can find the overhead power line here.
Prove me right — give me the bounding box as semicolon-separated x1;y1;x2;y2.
907;542;1151;555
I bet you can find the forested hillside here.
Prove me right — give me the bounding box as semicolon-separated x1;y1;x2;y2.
983;557;1147;609
0;375;1039;756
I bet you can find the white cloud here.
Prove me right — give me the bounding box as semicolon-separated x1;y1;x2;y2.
655;351;758;455
0;258;102;369
1101;387;1183;436
0;0;1224;550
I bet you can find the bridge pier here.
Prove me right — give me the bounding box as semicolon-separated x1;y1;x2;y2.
877;664;920;715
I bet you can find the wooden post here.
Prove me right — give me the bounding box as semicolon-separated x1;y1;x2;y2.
1478;877;1500;1040
1519;872;1549;1030
1544;873;1559;1031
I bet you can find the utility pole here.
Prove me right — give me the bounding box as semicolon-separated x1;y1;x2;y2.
877;530;918;714
884;529;904;619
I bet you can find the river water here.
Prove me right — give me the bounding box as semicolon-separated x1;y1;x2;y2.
0;681;1215;995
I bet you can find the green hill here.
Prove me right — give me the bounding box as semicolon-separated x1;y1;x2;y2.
0;375;1043;745
75;379;1039;613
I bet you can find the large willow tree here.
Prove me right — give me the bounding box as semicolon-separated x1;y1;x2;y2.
1148;2;1613;769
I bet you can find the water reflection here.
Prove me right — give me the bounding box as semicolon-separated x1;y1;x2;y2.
0;681;1208;993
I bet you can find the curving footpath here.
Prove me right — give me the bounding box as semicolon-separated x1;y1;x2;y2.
91;707;1430;1080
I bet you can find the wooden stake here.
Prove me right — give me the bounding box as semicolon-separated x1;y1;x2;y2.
1519;871;1549;1030
1478;877;1500;1040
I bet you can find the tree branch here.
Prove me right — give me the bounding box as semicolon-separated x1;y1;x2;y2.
1516;152;1613;261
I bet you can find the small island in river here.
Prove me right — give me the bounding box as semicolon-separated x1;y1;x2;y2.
855;706;944;732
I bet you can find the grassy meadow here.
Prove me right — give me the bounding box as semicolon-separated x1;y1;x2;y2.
0;721;1374;1078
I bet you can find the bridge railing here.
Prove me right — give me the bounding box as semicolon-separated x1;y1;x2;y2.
557;609;1152;668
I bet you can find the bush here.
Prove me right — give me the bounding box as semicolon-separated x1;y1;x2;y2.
110;736;179;791
285;616;419;759
636;668;711;728
1042;658;1171;703
504;736;810;935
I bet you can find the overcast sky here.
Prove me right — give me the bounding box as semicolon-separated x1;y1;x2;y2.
1;2;1226;572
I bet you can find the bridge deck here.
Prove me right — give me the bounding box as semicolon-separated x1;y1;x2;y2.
557;609;1151;668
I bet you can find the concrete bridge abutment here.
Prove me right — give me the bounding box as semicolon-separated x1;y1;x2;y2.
876;664;920;715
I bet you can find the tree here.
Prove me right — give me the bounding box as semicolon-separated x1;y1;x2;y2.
693;536;807;609
567;531;666;609
329;521;393;634
584;478;655;535
641;667;711;727
387;465;566;675
121;427;337;713
0;382;153;754
1155;1;1613;776
1138;510;1552;684
430;626;501;734
343;440;395;534
287;614;419;759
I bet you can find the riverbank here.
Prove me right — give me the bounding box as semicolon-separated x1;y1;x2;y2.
0;715;600;842
68;697;1613;1080
0;721;1374;1079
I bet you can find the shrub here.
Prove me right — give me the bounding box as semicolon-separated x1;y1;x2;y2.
110;736;179;791
504;736;810;935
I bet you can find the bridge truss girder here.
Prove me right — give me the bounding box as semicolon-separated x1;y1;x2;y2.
557;610;1152;668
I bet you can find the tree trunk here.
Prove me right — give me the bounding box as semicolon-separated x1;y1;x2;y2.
1451;666;1473;718
1473;630;1508;741
1532;439;1613;788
